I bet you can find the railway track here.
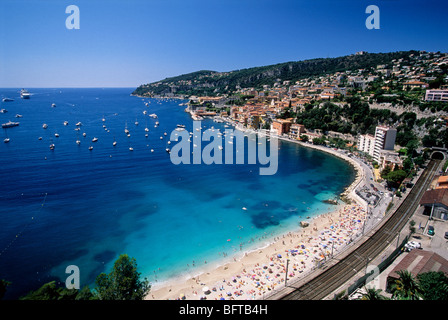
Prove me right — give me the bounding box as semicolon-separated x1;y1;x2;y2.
279;159;441;300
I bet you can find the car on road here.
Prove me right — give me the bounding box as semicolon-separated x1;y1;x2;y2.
428;226;435;236
444;232;448;240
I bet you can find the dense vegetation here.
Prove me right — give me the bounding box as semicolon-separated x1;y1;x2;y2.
133;51;419;97
1;254;150;300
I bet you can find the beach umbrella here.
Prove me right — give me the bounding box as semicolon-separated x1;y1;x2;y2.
202;286;210;294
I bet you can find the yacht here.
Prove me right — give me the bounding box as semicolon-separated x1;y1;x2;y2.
76;140;81;145
149;113;157;118
2;98;13;102
63;121;68;126
129;147;134;151
135;119;139;126
92;137;98;142
51;103;56;108
43;123;48;129
89;146;93;151
54;133;59;137
145;127;149;132
15;114;22;118
113;140;117;146
76;122;82;126
38;137;42;140
2;121;19;128
49;144;55;150
20;89;30;99
82;132;86;137
0;109;7;113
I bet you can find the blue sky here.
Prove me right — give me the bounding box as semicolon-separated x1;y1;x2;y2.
1;0;447;88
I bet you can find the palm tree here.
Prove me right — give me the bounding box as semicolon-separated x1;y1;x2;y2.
360;287;388;300
390;270;422;300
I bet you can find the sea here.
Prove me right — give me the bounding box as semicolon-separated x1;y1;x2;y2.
0;88;355;299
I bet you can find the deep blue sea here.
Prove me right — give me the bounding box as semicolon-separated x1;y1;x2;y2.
0;88;355;299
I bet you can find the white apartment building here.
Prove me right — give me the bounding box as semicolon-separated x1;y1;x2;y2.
358;126;397;162
358;134;375;156
425;89;448;102
373;126;397;162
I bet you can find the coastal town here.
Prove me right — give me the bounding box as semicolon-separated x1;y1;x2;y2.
136;50;448;301
158;50;448;189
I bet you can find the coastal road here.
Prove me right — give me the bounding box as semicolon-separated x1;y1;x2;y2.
274;158;441;300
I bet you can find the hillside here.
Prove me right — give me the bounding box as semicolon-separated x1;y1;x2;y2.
132;50;419;97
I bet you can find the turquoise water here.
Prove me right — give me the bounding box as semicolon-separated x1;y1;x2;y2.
0;88;355;299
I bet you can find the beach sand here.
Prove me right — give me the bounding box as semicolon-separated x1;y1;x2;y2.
146;202;366;300
145;134;368;300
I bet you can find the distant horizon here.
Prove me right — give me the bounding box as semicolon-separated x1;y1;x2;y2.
2;0;447;88
1;48;442;90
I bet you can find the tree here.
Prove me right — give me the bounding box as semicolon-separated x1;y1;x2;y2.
0;279;11;300
390;270;422;300
95;254;150;300
359;287;388;300
417;271;448;300
384;169;407;189
19;281;94;300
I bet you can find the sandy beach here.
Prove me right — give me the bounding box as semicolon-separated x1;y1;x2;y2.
145;128;368;300
146;202;366;300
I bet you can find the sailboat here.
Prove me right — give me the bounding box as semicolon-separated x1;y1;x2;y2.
113;136;117;146
124;122;129;135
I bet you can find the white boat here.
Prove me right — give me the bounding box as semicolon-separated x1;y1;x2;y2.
76;140;81;145
38;137;42;140
113;141;117;146
55;133;59;137
135;120;139;126
4;138;10;143
15;114;22;118
92;137;98;142
145;127;149;132
76;122;82;126
151;149;154;152
63;121;68;126
129;147;134;151
42;123;48;129
166;148;170;153
218;146;223;150
89;146;93;150
49;144;55;150
20;89;30;99
82;132;86;137
149;113;158;118
124;122;129;134
51;103;56;108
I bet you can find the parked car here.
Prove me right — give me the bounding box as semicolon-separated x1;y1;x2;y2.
404;241;422;252
428;226;435;236
444;232;448;240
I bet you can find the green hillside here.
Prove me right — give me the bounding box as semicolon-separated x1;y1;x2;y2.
133;50;419;97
